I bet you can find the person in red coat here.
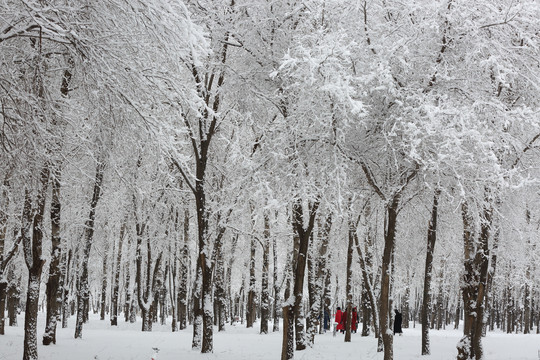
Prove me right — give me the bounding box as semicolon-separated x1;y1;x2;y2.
351;307;358;333
335;307;344;333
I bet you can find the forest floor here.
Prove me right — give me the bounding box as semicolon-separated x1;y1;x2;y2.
0;312;538;360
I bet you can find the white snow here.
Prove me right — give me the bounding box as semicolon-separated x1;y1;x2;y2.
0;313;539;360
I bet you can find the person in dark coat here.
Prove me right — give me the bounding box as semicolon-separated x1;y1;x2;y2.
323;309;330;331
393;309;403;335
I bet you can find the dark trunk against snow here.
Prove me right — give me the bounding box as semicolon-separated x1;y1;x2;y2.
379;196;399;360
291;199;319;351
344;218;355;343
110;222;126;326
75;162;104;339
246;233;257;328
422;189;440;355
23;165;49;360
260;213;271;334
457;196;492;360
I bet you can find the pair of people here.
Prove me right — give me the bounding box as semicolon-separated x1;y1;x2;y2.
334;306;358;333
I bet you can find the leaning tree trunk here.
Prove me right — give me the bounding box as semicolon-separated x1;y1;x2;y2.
422;189;440;355
23;165;49;360
75;161;105;339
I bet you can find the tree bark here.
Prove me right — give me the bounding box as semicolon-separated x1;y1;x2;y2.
23;165;49;360
246;232;257;328
260;213;271;334
457;196;492;360
344;217;355;342
178;207;189;330
110;221;126;326
291;198;319;351
75;161;105;339
43;169;62;345
379;196;400;360
422;189;440;355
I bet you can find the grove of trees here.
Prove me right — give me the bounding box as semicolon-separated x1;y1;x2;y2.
1;1;539;360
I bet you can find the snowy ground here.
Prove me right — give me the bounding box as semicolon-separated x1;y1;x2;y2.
1;313;539;360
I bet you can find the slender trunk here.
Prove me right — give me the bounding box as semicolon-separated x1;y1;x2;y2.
260;213;271;334
110;222;126;326
23;165;49;360
0;180;9;336
422;189;440;355
43;169;62;345
246;234;257;328
100;235;109;321
306;237;317;343
61;248;72;328
403;271;411;329
178;208;189;330
354;219;379;340
272;231;280;332
292;199;319;351
192;264;202;349
7;268;21;327
135;222;163;332
344;218;355;342
75;162;105;339
457;196;492;360
379;197;400;360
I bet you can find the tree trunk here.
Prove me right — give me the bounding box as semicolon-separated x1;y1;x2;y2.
379;196;400;360
281;305;294;360
192;264;203;349
344;217;355;342
23;165;49;360
260;213;271;334
75;161;105;339
100;233;109;321
272;231;280;332
422;189;440;355
110;222;126;326
135;222;163;332
43;169;63;345
61;248;72;328
354;215;379;341
457;197;492;360
291;199;319;351
7;268;20;327
178;207;189;330
0;180;9;336
246;233;257;328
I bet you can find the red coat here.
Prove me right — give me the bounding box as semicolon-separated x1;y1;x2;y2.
335;310;344;330
341;310;358;331
352;310;358;331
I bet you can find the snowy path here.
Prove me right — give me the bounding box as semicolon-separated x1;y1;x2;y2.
1;313;539;360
